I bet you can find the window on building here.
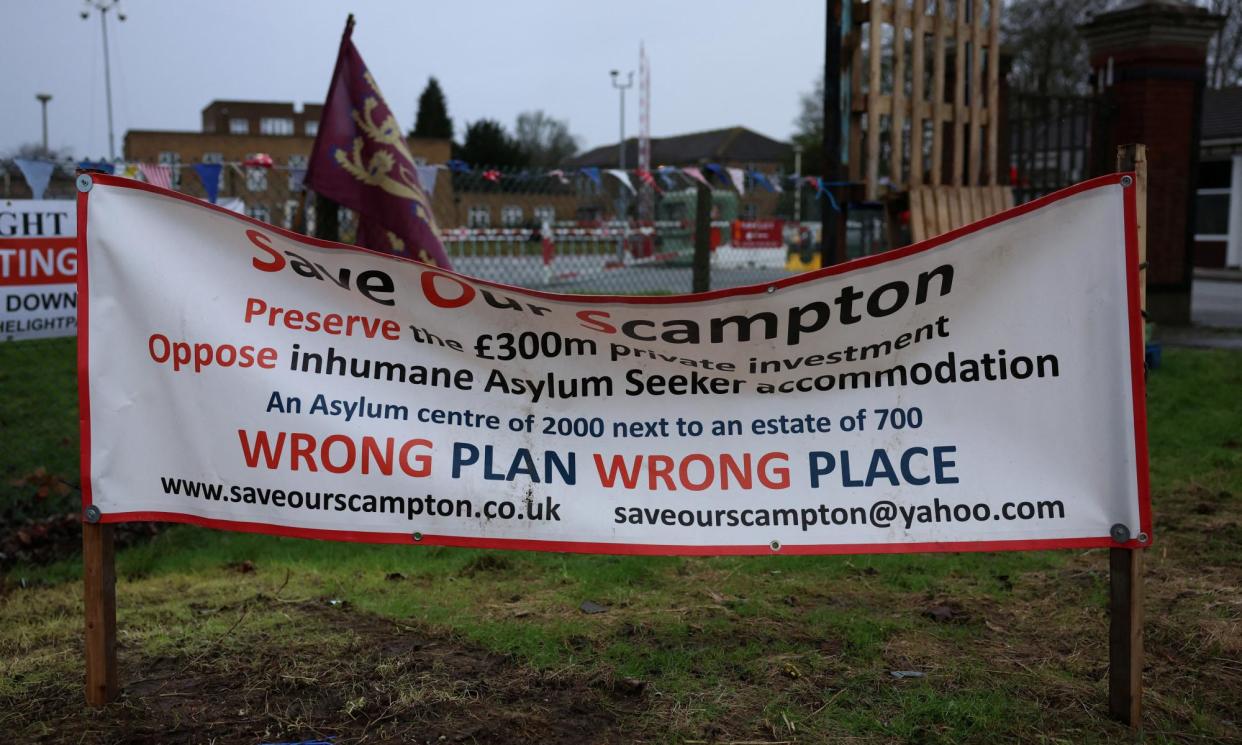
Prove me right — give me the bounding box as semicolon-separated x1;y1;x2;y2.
158;151;182;189
500;205;523;227
201;152;224;164
467;206;491;228
287;155;308;191
1200;160;1233;189
229;118;250;135
741;203;759;220
1196;193;1231;238
533;205;556;226
247;205;271;224
283;199;300;229
1196;159;1233;240
304;120;319;137
245;154;268;192
260;117;294;136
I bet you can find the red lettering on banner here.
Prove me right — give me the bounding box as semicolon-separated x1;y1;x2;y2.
421;271;475;308
242;296;401;340
148;334;277;373
237;430;434;477
593;452;791;491
247;230;284;272
576;309;616;334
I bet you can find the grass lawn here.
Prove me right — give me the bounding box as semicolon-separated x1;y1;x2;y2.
0;337;80;524
2;347;1239;743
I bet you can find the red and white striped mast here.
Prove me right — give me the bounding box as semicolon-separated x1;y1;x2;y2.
638;42;653;223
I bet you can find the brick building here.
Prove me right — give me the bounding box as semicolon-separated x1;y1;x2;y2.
1195;86;1242;269
124;99;450;228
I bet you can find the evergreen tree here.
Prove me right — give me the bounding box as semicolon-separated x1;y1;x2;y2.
411;77;453;139
456;119;528;168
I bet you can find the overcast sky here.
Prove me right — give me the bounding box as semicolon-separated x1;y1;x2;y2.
2;0;825;161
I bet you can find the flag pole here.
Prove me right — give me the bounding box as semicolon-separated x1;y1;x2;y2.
307;14;354;243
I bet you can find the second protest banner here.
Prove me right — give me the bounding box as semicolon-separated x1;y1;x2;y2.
1;199;77;341
79;173;1149;554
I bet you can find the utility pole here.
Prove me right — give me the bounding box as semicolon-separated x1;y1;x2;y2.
611;69;634;261
81;1;127;160
36;93;52;153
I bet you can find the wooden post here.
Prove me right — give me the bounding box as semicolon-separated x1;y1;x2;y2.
822;0;846;266
1110;143;1146;730
692;182;712;293
83;520;118;705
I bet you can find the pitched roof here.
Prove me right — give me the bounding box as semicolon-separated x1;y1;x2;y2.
566;126;791;168
1203;86;1242;141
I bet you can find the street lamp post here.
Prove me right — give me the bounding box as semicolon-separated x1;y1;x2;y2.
36;93;52;153
610;69;634;261
81;1;127;160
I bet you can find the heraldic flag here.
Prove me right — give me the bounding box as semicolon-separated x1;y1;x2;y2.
305;16;451;269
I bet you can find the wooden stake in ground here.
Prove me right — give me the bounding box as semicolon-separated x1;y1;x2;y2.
1110;143;1147;730
84;518;118;705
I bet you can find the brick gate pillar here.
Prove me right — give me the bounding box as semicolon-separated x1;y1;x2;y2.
1080;2;1224;325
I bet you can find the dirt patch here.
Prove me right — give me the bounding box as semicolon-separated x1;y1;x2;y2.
0;513;159;570
12;601;642;745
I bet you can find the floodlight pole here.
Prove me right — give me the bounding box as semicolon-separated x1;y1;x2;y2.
611;69;634;262
36;93;52;153
82;1;126;160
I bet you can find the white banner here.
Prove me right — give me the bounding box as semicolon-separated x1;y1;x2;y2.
1;199;77;341
80;175;1150;555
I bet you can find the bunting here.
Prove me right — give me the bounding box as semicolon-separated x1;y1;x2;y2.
580;167;601;188
14;158;55;200
138;163;173;190
681;167;710;188
635;168;662;194
656;166;679;190
750;170;777;193
77;160;116;175
415;165;440;197
726;167;746;195
606;169;635;194
191;163;223;204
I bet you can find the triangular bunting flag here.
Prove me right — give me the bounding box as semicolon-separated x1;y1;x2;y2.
606;169;636;194
14;158;55;200
138;163;173;190
415;165;439;197
681;167;710;188
191;162;223;203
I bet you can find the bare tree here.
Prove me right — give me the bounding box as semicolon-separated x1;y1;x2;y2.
513;111;581;168
4;142;73;161
1205;0;1242;88
1004;0;1116;95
